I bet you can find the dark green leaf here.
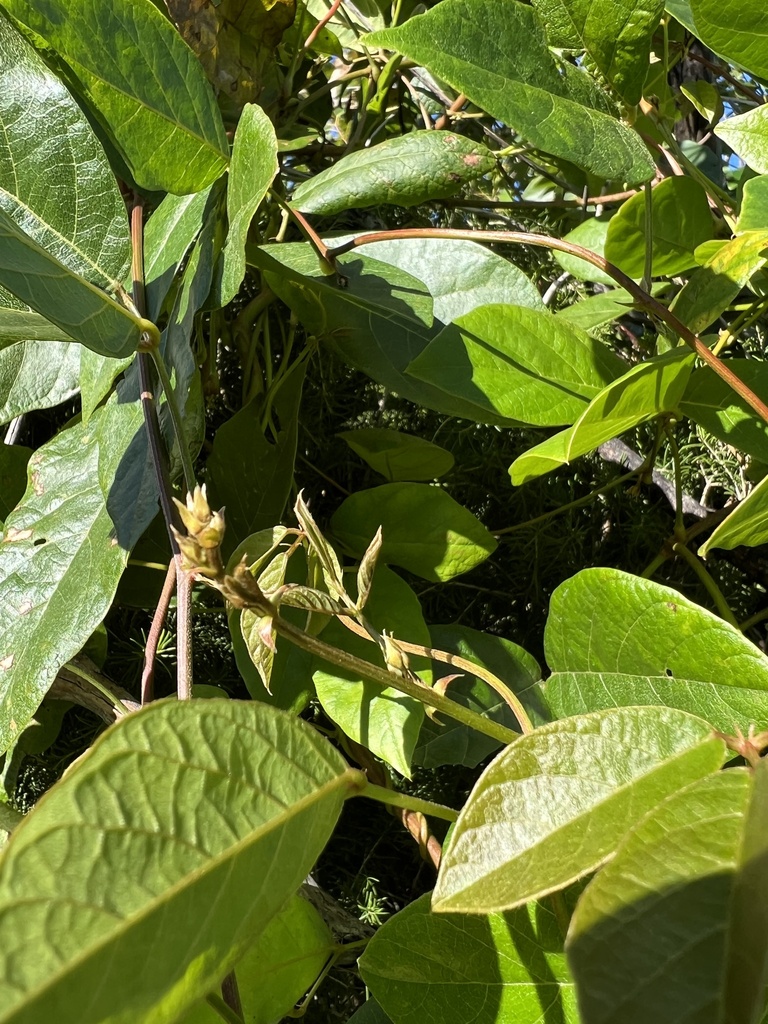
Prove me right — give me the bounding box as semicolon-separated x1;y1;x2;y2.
605;177;714;277
366;0;654;183
3;0;229;194
331;483;497;582
0;444;29;524
360;893;578;1024
680;360;768;462
544;567;768;732
346;1000;393;1024
432;706;725;913
292;131;495;215
567;766;768;1024
339;429;455;482
0;700;355;1023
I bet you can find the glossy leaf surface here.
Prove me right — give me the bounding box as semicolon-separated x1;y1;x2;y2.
544;568;768;732
690;0;768;78
700;473;768;555
0;700;355;1024
432;706;725;913
3;0;229;194
366;0;654;183
360;893;578;1024
331;483;497;582
567;766;768;1024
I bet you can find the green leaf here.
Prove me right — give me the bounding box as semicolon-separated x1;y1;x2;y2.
217;104;278;306
544;567;768;732
330;235;544;322
737;176;768;233
717;106;768;176
339;428;455;482
176;895;333;1024
346;1000;393;1024
331;483;497;582
414;625;546;769
681;79;724;126
432;706;726;913
0;444;29;524
0;378;157;755
700;473;768;555
0;700;356;1024
605;177;714;277
531;0;664;104
510;349;694;484
360;892;578;1024
292;131;495;216
557;290;635;330
313;566;428;777
680;360;768;462
567;766;768;1024
407;304;625;427
665;0;696;33
207;363;305;554
689;0;768;78
670;230;768;332
365;0;655;184
0;342;81;426
0;312;71;345
3;0;229;194
553;216;618;286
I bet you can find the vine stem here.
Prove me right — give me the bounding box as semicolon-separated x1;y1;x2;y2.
205;993;244;1024
141;560;176;705
358;782;458;822
324;229;768;425
673;542;739;627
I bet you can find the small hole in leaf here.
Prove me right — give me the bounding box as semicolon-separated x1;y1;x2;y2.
33;538;46;547
665;667;673;677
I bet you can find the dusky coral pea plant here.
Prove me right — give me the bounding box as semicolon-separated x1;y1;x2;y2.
3;0;768;1021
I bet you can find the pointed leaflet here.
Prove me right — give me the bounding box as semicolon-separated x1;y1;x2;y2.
689;0;768;78
0;700;357;1024
0;379;157;756
313;567;427;777
510;350;694;484
365;0;655;184
680;360;768;463
407;304;625;427
699;474;768;555
331;483;497;582
432;706;726;913
177;895;333;1024
3;0;229;195
716;106;768;176
360;893;578;1024
531;0;664;104
339;429;455;482
291;131;495;215
216;103;278;307
567;766;768;1024
544;568;768;733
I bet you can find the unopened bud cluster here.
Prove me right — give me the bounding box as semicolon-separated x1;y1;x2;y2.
172;485;225;578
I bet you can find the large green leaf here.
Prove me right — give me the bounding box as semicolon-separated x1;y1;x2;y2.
567;766;768;1024
360;893;578;1024
365;0;654;184
0;379;157;755
3;0;229;194
177;895;333;1024
313;566;428;777
0;341;81;425
553;216;617;286
605;177;714;277
217;104;278;306
670;230;768;332
510;349;693;484
689;0;768;78
432;706;726;913
737;176;768;233
339;428;455;482
0;700;356;1024
331;483;497;582
680;361;768;463
292;131;495;215
407;304;625;427
544;568;768;732
717;106;768;177
531;0;664;104
700;473;768;555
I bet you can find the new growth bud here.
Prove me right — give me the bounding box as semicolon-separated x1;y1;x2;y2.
171;485;226;578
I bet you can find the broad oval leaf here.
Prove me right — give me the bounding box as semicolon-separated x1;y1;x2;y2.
360;892;578;1024
432;706;726;913
4;0;229;194
365;0;655;184
331;483;497;582
544;567;768;732
690;0;768;78
716;106;768;176
605;177;714;277
0;700;357;1024
737;176;768;233
406;304;625;427
339;428;455;482
567;766;768;1024
292;131;494;215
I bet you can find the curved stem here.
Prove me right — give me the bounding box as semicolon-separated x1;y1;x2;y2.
325;228;768;425
358;782;458;822
673;542;739;627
